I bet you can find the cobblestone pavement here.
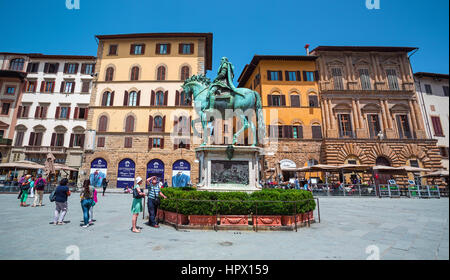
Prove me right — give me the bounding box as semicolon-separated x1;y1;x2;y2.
0;193;448;260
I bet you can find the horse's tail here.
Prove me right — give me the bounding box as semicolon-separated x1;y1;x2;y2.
254;90;266;143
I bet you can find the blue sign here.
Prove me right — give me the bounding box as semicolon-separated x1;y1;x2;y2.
91;158;107;169
90;158;108;187
147;159;165;187
117;158;136;188
172;160;191;187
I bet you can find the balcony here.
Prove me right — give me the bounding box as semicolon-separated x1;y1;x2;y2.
24;146;67;154
0;138;13;146
319;81;415;93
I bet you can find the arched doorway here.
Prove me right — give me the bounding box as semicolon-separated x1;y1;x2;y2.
146;159;164;187
172;160;191;187
117;158;136;188
90;158;107;187
375;156;391;185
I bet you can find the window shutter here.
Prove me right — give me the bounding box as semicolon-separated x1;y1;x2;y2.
80;134;85;148
73;63;79;74
63;63;68;74
44;63;49;73
148;115;153;132
189;43;194;54
167;44;171;54
101;92;107;106
155;44;160;54
179;44;183;54
123;91;129;106
164;91;168;106
40;81;45;92
267;71;271;81
137;90;141;106
314;70;320;81
161;138;164;149
267;95;272;106
110;91;115;106
130;44;135;55
285;71;289;81
174;116;179;133
71;82;75;93
162;116;166;131
28;132;35;146
35;106;40;118
17;106;22;118
74;107;79;119
175;90;180;106
151;90;155;105
66;107;71;119
141;44;146;54
281;95;286;106
278;71;283;81
50;133;56;147
396;116;404;139
69;134;74;147
296;71;301;81
81;64;86;74
298;126;304;139
54;63;59;73
60;81;65;93
51;81;55;93
84;108;89;120
55;106;60;119
148;138;152;150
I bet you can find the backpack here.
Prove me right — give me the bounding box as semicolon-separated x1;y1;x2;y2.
49;189;57;202
132;187;142;199
36;179;45;189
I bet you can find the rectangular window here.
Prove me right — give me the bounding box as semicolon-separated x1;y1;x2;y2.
286;71;298;81
82;64;94;75
359;69;372;90
109;45;118;56
290;95;300;107
27;62;39;73
73;134;83;147
409;159;419;168
331;68;344;90
65;63;78;74
97;137;105;147
64;81;75;93
254;74;261;87
18;105;30;118
157;44;169;54
396;115;412;139
312;126;322;139
304;71;315;82
180;44;193;54
6;86;15;94
81;81;90;93
338;114;353;138
26;81;37;92
424;84;432;94
368;114;381;139
271;95;283;106
55;134;64;147
152;138;162;148
443;86;449;97
386;69;399;90
15;131;24;146
431;116;444;136
1;103;11;115
131;44;144;55
124;137;133;148
43;81;55;92
292;126;303;139
268;71;281;81
309;95;319;107
45;63;59;74
77;107;87;119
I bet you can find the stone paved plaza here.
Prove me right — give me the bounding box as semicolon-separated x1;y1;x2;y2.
0;193;448;260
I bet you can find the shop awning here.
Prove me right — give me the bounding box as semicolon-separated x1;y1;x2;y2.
0;160;45;170
421;170;449;178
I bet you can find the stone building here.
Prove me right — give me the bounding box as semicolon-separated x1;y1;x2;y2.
310;46;443;187
414;72;449;171
237;55;323;182
8;53;96;180
81;33;213;188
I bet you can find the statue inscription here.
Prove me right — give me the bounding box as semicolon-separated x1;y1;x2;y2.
211;160;249;185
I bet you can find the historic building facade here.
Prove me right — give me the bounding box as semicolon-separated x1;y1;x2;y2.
237;55;323;181
8;53;96;179
81;33;213;188
414;72;449;170
0;53;28;163
310;46;443;186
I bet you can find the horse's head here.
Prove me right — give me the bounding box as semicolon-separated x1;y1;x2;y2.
181;75;211;103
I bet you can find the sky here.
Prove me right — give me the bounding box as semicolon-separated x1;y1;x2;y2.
0;0;448;81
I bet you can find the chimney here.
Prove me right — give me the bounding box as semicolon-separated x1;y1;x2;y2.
304;44;310;56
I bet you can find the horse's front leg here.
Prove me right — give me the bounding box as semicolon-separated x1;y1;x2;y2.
200;111;208;146
232;115;248;145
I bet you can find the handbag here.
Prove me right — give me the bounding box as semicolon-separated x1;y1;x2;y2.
133;187;142;199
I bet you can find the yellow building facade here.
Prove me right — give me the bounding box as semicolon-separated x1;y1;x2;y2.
238;55;323;182
81;33;212;188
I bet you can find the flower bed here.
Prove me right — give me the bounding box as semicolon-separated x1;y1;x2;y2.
158;188;316;228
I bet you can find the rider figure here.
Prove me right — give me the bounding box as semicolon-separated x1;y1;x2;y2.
207;57;245;111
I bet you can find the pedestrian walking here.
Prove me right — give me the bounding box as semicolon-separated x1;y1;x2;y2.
29;176;35;198
32;174;47;207
101;178;108;196
89;186;98;224
19;175;32;207
131;177;145;233
53;178;71;225
80;179;95;228
146;176;167;228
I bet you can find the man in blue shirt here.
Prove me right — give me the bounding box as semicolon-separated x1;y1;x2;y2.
146;176;167;228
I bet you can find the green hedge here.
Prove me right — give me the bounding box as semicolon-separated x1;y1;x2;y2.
159;188;316;216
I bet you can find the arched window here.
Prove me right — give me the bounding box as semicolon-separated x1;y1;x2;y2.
156;91;164;106
105;67;114;81
9;58;25;71
130;66;139;81
157;66;166;81
98;116;108;132
154;116;163;131
128;91;138;106
376;156;390;166
125;116;135;132
102;91;114;106
181;66;190;81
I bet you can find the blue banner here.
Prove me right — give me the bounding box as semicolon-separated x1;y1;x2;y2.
117;159;135;188
172;160;191;187
147;159;165;187
90;158;107;187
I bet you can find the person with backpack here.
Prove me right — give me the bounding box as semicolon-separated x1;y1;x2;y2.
131;177;145;233
32;174;47;207
19;175;32;207
53;178;71;225
80;179;95;228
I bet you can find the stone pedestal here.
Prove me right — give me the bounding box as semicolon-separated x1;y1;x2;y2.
195;145;263;193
